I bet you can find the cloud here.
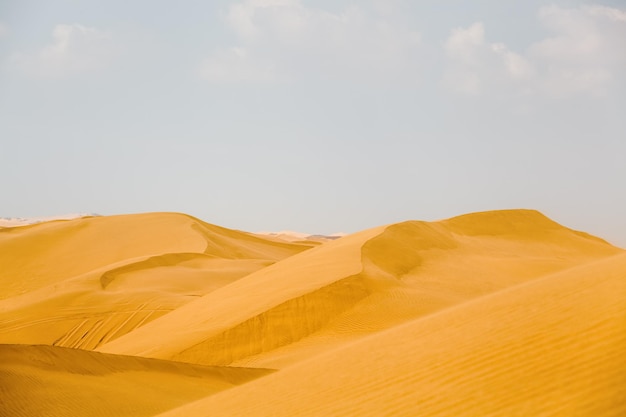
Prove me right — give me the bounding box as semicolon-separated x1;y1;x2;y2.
225;0;299;40
442;22;487;94
200;0;421;84
582;5;626;23
0;23;7;38
491;43;534;80
443;4;626;97
444;22;485;64
442;22;533;95
10;24;115;78
529;4;626;97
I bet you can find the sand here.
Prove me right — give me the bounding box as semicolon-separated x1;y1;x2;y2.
156;252;626;417
1;209;624;416
98;210;620;368
0;344;272;417
0;212;311;348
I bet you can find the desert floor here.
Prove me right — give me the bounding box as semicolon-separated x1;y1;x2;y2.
1;209;624;416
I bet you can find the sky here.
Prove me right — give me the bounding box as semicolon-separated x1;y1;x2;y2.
1;0;625;246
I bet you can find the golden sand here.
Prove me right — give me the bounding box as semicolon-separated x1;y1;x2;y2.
0;213;310;348
1;209;624;416
0;344;272;417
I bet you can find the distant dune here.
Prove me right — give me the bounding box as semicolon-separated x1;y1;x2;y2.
256;230;345;243
1;209;624;416
0;213;99;228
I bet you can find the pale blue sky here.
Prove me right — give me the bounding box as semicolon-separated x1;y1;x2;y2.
1;0;625;245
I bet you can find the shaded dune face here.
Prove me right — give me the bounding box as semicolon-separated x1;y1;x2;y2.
168;272;371;366
1;209;624;417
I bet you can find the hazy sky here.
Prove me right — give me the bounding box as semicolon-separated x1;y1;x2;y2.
1;0;625;245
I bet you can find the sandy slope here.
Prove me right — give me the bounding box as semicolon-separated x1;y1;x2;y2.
97;224;386;361
156;252;626;417
99;210;621;368
0;213;311;348
0;344;272;417
0;212;312;299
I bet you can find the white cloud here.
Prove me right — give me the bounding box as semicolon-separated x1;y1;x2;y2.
530;4;626;97
10;24;115;78
442;22;487;94
442;4;626;97
491;43;534;80
583;5;626;23
201;0;421;84
445;22;485;64
0;23;7;38
226;0;300;40
442;22;533;94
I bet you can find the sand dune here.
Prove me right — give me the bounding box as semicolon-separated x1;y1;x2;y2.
0;212;311;348
1;208;624;416
97;224;387;362
0;212;311;299
0;344;272;417
99;210;620;368
156;252;626;417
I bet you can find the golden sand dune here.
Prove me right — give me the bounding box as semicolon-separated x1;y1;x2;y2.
0;344;272;417
97;224;387;362
99;210;620;369
156;252;626;417
1;209;624;416
0;212;311;299
0;213;310;348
